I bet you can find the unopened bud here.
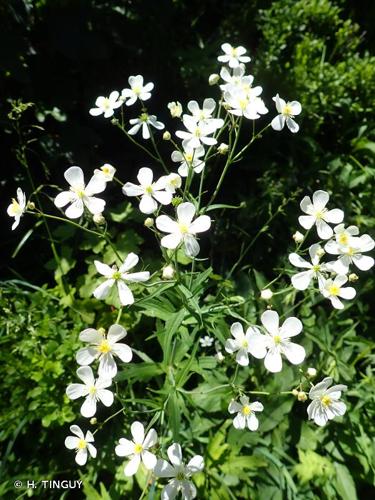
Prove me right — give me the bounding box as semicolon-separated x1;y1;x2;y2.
297;391;307;402
208;73;220;86
167;101;183;118
349;273;359;282
162;265;175;280
307;367;317;378
27;201;35;210
97;327;106;335
163;131;171;141
261;289;273;300
292;389;299;397
217;143;229;155
215;351;225;362
316;247;325;258
144;217;154;228
93;213;106;225
90;417;97;425
172;196;183;207
293;231;304;243
111;118;119;125
222;102;231;110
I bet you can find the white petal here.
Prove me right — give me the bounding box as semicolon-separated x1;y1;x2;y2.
115;438;134;457
161;233;182;250
286;117;299;133
177;202;196;224
187;455;204;473
70;425;84;439
93;279;114;300
79;328;103;344
167;443;183;467
288;253;309;269
94;260;113;277
228;400;242;414
250;401;264;412
309;378;332;399
161;481;179;500
142;450;157;470
298;215;315;230
112;343;133;363
87;443;97;458
54;191;74;208
143;428;158;448
291;270;313;290
189;215;211;234
122;182;144;197
153;190;173;206
65;199;84;219
154;459;175;478
64;166;84;188
264;349;283;373
125;271;150;283
117;280;134;305
247;413;259;431
316;219;333;240
75;448;88;465
312;190;329;210
231;322;244;340
225;339;238;354
140;194;157;214
84;196;105;215
282;342;305;365
233;413;246;429
66;383;86;400
98;388;114;407
324;209;344;224
81;396;97;418
119;252;139;272
247;333;267;359
65;436;79;450
98;354;117;378
124;454;141;476
156;215;180;234
77;365;95;385
131;421;145;444
76;347;97;366
235;348;249;366
280;317;302;338
85;175;106;196
353;254;374;271
338;286;356;300
184;234;200;257
107;323;127;343
261;310;279;335
271;114;285;131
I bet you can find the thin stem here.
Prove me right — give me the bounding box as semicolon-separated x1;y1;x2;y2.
93;407;126;435
116;122;159;162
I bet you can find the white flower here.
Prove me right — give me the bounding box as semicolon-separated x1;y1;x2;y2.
89;91;122;118
185;98;223;128
260;288;273;300
76;324;133;378
128;113;164;139
208;73;220;85
7;188;26;230
121;75;154;106
122;167;172;214
217;143;229;154
225;322;267;366
176;115;220;150
54;166;106;219
255;310;306;373
220;66;262;98
307;367;317;378
64;425;97;465
156;202;211;258
332;223;359;246
289;243;330;290
307;377;347;426
292;231;304;243
298;190;344;240
93;252;150;306
93;164;116;182
168;101;183;118
66;366;113;418
224;89;268;120
199;335;214;347
218;43;251;68
325;233;375;274
162;264;175;280
159;173;182;194
154;443;204;500
319;275;356;309
271;94;302;133
171;145;205;177
228;396;264;431
115;421;158;476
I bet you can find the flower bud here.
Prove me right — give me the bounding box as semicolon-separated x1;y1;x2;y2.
163;131;171;141
316;247;325;258
297;391;307;402
215;351;225;362
261;289;273;300
208;73;220;85
98;327;106;335
172;196;183;207
307;367;317;378
27;201;35;210
111;118;119;125
162;265;175;280
167;101;183;118
293;231;304;243
292;389;299;397
349;273;359;282
90;417;97;425
93;213;106;225
217;143;229;155
144;217;154;228
222;102;231;110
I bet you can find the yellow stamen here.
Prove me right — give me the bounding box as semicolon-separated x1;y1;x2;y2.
320;395;332;407
179;223;189;234
242;405;251;416
312;264;320;272
145;185;153;194
89;386;97;396
274;335;281;345
134;443;143;454
112;271;122;280
328;285;340;296
283;104;293;116
98;340;111;353
338;233;349;245
77;439;87;449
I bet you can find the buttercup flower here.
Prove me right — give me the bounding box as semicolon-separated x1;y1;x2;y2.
319;275;356;309
7;187;26;230
128;113;164;139
218;43;251;68
54;166;106;219
171;145;205;177
199;336;214;348
307;377;347;426
66;366;113;418
121;75;154;105
176;115;220;150
298;190;344;240
64;425;97;465
89;91;122;118
228;396;264;431
271;94;302;133
160;173;182;194
255;310;306;373
123;167;172;214
185;98;223;128
289;243;330;290
93;252;150;306
224;89;268;120
220;66;262;99
156;202;211;257
168;101;183;118
93;164;116;182
76;324;133;378
225;322;267;366
154;443;204;500
115;421;157;476
325;233;375;274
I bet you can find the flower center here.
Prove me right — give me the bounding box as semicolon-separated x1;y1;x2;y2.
134;443;143;454
242;339;249;348
133;85;142;95
194;128;201;137
346;247;355;256
312;264;321;272
314;209;327;220
102;167;110;174
145;185;154;195
328;285;340;296
282;104;293;116
242;405;251;416
102;98;111;110
179;223;189;234
112;271;122;280
89;386;97;396
231;47;238;57
98;339;111;353
185;154;193;162
338;233;349;245
239;98;248;110
77;439;87;450
274;335;282;345
10;199;22;215
140;112;149;122
176;471;186;481
320;395;332;407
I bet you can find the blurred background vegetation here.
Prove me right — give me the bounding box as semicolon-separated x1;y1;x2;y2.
1;0;374;498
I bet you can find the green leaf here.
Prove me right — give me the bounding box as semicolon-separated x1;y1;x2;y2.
162;308;186;364
334;463;358;500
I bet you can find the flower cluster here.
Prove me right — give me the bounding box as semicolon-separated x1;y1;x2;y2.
289;190;374;309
